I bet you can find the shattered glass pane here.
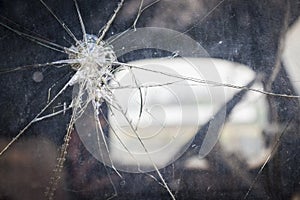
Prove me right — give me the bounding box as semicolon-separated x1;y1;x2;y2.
0;0;299;199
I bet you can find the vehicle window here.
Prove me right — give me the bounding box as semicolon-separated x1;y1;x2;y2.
0;0;299;199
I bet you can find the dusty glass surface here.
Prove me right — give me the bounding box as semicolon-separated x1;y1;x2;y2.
0;0;299;199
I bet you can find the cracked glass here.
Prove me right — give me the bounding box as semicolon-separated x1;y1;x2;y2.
0;0;299;199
